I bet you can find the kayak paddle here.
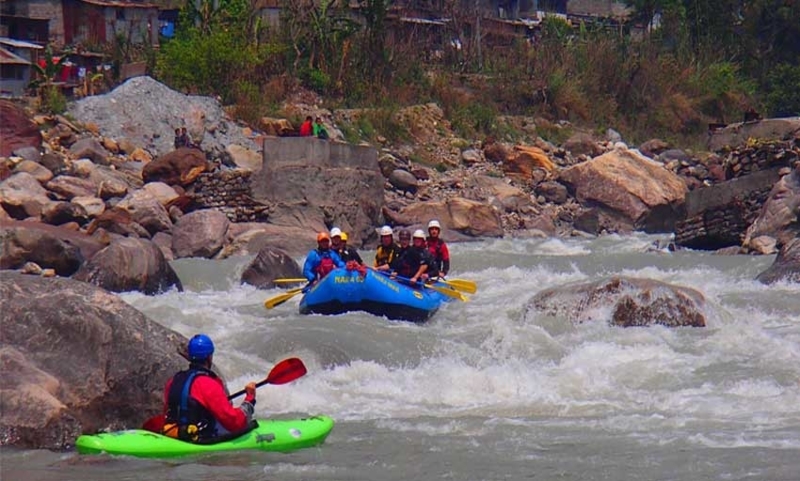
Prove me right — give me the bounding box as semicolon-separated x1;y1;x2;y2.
141;357;308;433
264;286;308;309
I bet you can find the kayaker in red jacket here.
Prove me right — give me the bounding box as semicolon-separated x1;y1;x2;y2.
162;334;256;442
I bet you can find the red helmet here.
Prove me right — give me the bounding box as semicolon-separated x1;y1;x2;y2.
317;232;330;243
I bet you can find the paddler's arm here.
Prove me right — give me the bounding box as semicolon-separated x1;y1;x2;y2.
192;376;255;432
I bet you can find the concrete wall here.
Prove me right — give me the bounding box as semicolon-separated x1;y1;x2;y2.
250;137;384;243
567;0;630;17
708;117;800;152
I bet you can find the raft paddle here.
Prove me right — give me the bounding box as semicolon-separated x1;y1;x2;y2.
142;357;307;433
435;278;477;294
376;270;468;302
264;285;308;309
273;278;308;285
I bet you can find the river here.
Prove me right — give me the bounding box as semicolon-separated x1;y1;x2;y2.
4;234;800;481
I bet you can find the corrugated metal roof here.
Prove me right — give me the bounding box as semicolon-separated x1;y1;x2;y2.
0;46;31;65
0;37;44;49
79;0;158;8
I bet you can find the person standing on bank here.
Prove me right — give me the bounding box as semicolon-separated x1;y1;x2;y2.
374;225;399;271
303;232;345;283
425;220;450;278
162;334;256;442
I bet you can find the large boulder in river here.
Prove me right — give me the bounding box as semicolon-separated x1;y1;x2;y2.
1;221;106;276
744;164;800;248
171;208;229;259
527;276;707;328
757;236;800;284
559;148;688;233
0;101;41;157
73;237;183;294
0;272;187;450
241;246;303;289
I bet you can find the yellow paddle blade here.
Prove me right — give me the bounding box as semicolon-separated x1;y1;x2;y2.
264;287;305;309
440;278;477;294
425;283;469;302
273;278;308;284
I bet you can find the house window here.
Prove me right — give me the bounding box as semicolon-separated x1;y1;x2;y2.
116;8;126;20
1;64;24;80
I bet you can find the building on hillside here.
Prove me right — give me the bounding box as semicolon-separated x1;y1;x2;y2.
0;0;62;45
63;0;160;47
253;0;282;29
0;0;159;47
0;36;44;64
0;45;32;96
150;0;184;39
566;0;630;18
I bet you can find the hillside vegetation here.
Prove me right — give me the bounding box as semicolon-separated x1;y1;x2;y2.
153;0;800;148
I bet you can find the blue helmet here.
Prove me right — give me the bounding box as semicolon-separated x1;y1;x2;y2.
188;334;214;362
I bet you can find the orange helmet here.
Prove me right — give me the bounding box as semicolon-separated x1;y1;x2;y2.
317;232;330;243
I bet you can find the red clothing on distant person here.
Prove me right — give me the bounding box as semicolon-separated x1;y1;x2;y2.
299;119;313;136
163;373;251;432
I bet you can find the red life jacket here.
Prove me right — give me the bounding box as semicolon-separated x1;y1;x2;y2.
315;250;336;278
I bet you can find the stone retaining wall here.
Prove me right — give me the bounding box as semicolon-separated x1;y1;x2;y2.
187;170;270;222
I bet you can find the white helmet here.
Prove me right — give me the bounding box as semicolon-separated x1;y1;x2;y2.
330;227;342;238
412;229;426;240
427;220;441;230
379;225;393;236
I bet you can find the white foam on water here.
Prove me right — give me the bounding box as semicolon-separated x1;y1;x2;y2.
116;235;800;460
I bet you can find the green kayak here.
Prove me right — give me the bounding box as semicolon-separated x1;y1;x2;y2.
75;415;334;458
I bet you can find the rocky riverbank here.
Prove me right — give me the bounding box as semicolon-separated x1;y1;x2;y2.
2;77;799;293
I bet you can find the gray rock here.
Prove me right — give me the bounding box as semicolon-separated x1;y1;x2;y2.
12;146;41;162
171;209;230;259
757;237;800;284
536;181;569;204
0;272;187;449
241;246;303;289
73;237;183;294
68;76;260;158
0;172;53;219
528;276;707;327
69;137;111;165
389;169;419;193
1;221;104;276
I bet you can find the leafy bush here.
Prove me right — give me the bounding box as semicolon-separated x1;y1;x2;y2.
40;86;67;115
765;64;800;117
299;68;332;94
231;80;264;127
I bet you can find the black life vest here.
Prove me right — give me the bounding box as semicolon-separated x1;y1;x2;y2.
164;367;218;442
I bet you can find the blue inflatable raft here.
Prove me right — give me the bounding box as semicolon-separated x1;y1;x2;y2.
299;268;449;323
